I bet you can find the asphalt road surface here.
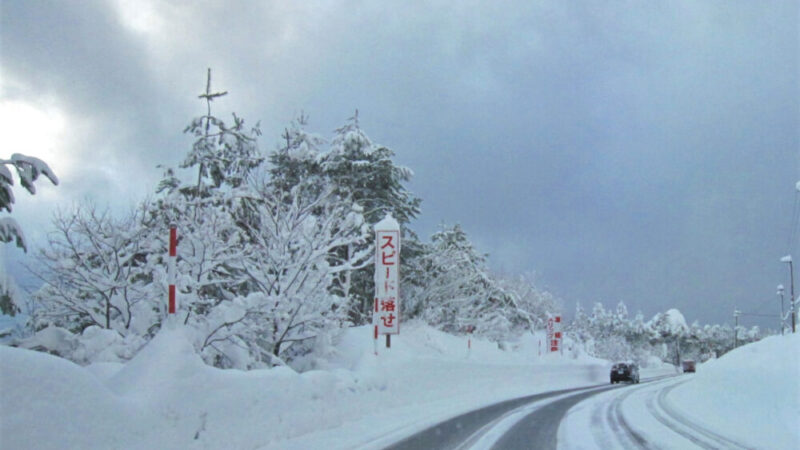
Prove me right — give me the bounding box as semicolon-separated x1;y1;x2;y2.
384;382;621;450
383;375;752;450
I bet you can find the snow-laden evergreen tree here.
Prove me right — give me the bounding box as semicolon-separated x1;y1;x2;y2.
1;154;58;251
322;112;420;225
266;112;421;324
181;68;262;195
408;223;526;341
589;302;612;339
569;301;763;365
494;272;561;331
568;302;590;342
324;114;422;324
267;114;326;202
613;301;629;330
648;308;690;363
0;270;20;318
148;68;263;325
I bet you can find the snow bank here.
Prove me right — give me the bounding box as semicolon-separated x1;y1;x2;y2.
1;321;615;449
669;333;800;449
0;345;148;449
4;319;789;449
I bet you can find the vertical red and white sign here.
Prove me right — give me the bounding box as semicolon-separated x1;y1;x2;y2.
374;214;400;336
547;316;562;352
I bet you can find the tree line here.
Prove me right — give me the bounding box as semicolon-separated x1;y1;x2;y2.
2;73;763;369
3;74;559;369
567;302;761;365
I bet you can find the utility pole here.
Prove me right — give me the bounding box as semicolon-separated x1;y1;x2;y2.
781;256;795;333
733;308;740;348
789;259;795;333
778;285;785;336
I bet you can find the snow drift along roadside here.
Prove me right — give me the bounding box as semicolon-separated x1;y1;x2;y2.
0;320;661;449
0;322;688;449
668;333;800;449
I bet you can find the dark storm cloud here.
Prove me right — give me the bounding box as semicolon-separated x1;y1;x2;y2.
1;0;797;328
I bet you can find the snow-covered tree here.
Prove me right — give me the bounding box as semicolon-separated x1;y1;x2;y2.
0;271;21;317
495;272;561;331
266;112;421;325
31;203;155;336
1;154;59;252
407;224;528;341
196;181;371;367
181;68;262;195
267;114;326;202
145;68;264;327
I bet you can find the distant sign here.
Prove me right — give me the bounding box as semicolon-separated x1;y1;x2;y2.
547;316;562;352
374;215;400;336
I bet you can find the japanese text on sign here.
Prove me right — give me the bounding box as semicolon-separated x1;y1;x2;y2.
547;316;562;352
374;216;400;336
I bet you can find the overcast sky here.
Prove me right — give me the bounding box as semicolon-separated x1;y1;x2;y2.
2;0;798;330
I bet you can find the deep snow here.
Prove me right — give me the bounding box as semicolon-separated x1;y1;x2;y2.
1;321;796;449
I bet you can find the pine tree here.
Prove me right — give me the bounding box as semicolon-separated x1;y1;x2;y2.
266;112;422;324
181;69;262;195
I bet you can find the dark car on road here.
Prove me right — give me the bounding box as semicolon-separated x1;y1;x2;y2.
610;362;640;384
681;360;696;373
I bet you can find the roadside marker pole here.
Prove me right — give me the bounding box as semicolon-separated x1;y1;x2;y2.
168;224;177;315
373;298;379;355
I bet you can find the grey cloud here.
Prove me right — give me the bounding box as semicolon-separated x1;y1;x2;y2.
1;0;797;329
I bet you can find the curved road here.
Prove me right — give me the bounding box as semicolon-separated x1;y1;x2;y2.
384;375;753;450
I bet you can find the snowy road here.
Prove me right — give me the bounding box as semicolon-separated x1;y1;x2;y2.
560;375;756;450
384;374;758;450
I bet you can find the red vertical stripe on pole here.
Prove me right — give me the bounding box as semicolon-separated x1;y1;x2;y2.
169;226;177;257
168;225;177;315
168;285;176;314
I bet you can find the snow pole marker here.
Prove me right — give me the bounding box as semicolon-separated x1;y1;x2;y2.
168;224;177;315
465;325;474;358
374;297;379;355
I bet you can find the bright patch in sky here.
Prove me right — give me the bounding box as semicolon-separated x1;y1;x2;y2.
112;0;163;35
0;100;70;181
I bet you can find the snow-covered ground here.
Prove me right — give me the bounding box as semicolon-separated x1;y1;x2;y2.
1;321;796;449
559;333;800;450
668;333;800;449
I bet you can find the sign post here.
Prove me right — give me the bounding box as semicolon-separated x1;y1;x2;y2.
374;214;400;350
547;315;562;353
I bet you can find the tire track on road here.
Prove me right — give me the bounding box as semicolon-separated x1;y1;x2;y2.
608;383;655;449
646;379;754;450
587;376;675;450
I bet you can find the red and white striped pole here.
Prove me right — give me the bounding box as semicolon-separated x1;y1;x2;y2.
373;297;379;355
168;224;177;315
